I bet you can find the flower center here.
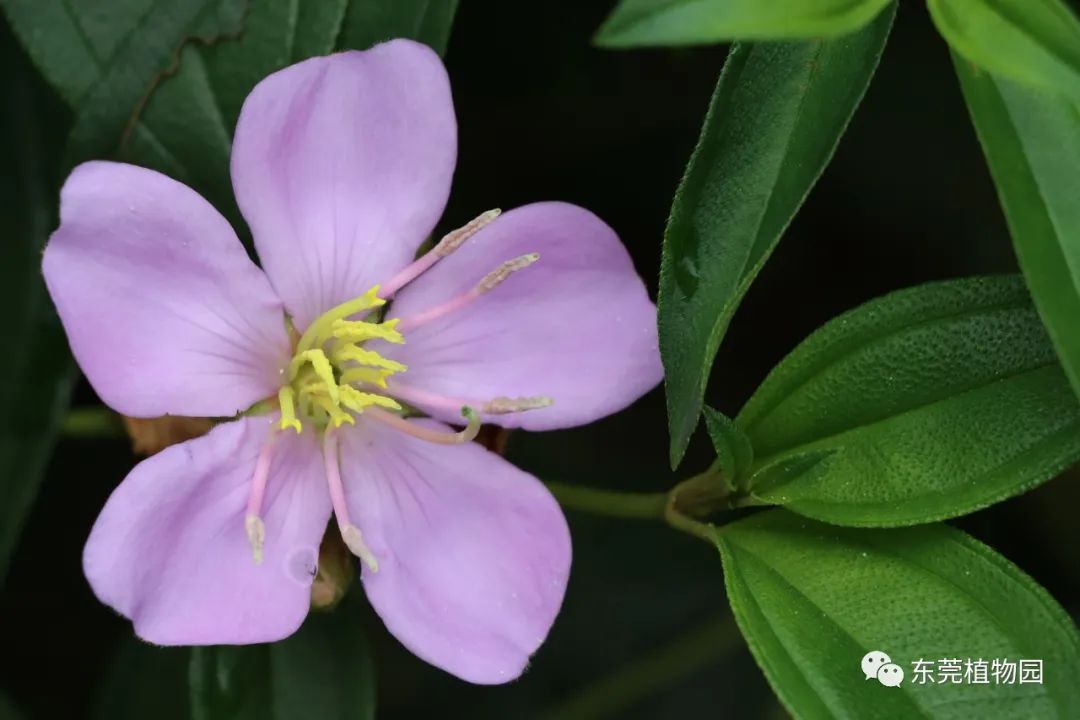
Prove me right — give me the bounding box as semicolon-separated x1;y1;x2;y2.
277;285;408;433
243;209;557;571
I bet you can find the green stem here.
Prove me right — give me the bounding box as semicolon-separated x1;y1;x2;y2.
545;482;668;520
61;407;124;438
534;614;744;720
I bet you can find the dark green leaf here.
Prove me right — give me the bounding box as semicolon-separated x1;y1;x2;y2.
121;0;350;229
0;22;75;585
953;57;1080;405
703;406;753;490
0;690;26;720
270;607;376;720
717;510;1080;719
0;0;247;163
738;276;1080;527
659;8;893;467
190;603;375;720
93;639;190;720
122;0;458;231
596;0;892;47
929;0;1080;105
65;0;246;163
190;646;271;720
339;0;460;56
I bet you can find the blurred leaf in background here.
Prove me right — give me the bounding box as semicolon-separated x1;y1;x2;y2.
929;0;1080;106
596;0;892;47
0;0;248;163
189;597;375;720
0;16;75;585
657;6;893;466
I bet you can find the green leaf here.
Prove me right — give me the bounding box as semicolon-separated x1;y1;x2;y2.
737;275;1080;527
93;640;190;720
0;690;26;720
270;608;376;720
953;59;1080;408
65;0;247;163
339;0;460;56
190;604;375;720
120;0;350;229
658;7;894;467
0;0;248;162
0;23;75;585
929;0;1080;105
190;646;271;720
717;510;1080;719
121;0;459;232
596;0;892;47
703;406;753;490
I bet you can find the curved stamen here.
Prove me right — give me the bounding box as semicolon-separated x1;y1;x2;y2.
245;427;280;564
295;286;384;355
379;209;502;299
365;405;481;445
323;430;379;572
386;382;553;417
397;253;540;332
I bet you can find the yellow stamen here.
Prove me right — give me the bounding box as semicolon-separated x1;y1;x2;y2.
277;387;302;433
339;385;402;414
296;285;385;354
312;394;355;428
339;367;395;389
332;346;407;373
332;317;404;344
289;349;339;403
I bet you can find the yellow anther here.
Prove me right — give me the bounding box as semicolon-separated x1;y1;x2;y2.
332;318;404;344
296;285;386;353
289;349;339;403
277;387;302;433
339;367;394;389
340;385;402;414
312;395;355;428
332;346;407;373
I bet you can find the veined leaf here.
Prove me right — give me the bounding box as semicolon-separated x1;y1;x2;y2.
596;0;893;47
929;0;1080;105
0;0;248;163
703;406;753;490
658;7;894;467
339;0;460;56
738;276;1080;527
122;0;459;231
953;56;1080;406
717;510;1080;719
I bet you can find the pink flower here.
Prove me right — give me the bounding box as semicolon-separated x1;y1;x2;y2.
42;40;660;683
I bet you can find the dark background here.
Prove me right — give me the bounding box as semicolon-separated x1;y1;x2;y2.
4;1;1079;718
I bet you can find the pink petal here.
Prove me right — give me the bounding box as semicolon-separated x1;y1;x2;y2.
42;161;290;418
340;420;571;684
231;40;457;329
382;202;662;430
83;417;331;645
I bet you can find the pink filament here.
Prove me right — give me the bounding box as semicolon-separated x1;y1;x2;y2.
378;249;442;300
245;428;279;519
365;406;477;444
396;287;481;332
322;430;354;532
386;382;472;414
